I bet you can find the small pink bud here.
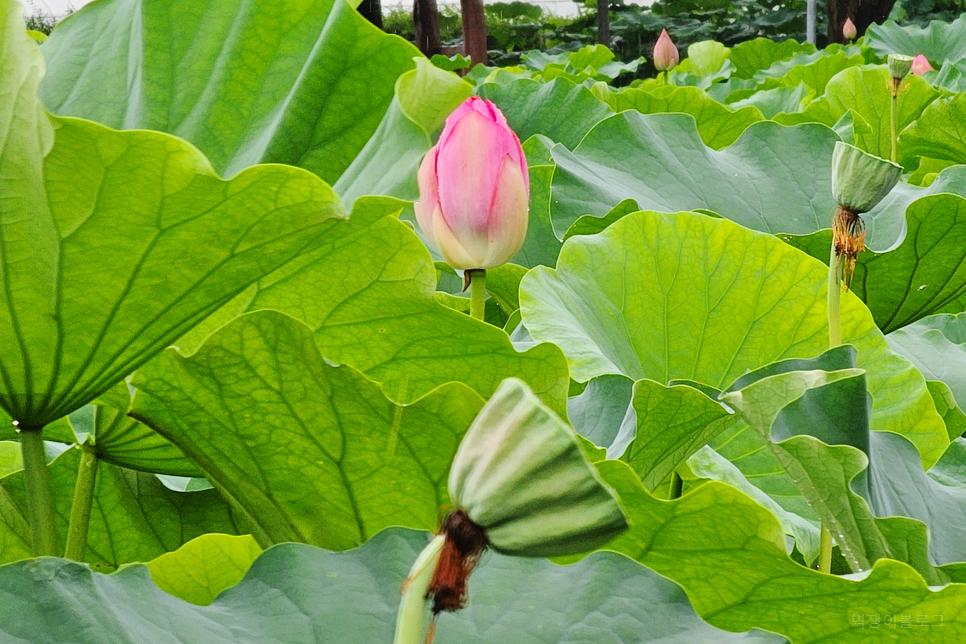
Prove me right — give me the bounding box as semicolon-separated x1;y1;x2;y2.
414;97;529;270
912;54;933;75
653;29;679;72
842;18;857;41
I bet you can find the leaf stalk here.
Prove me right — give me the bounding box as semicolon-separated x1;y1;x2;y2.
468;269;486;321
64;441;99;561
19;426;59;556
394;535;445;644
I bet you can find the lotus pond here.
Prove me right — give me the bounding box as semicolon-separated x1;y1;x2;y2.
3;0;966;642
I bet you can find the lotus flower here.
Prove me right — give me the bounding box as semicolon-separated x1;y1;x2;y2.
912;54;933;75
842;17;857;41
653;29;679;72
415;97;529;270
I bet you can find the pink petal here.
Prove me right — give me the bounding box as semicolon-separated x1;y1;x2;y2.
414;145;441;248
481;155;529;268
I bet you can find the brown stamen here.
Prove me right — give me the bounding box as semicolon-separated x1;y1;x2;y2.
832;206;865;290
426;508;489;617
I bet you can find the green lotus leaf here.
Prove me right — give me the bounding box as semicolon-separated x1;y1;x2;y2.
566;373;634;450
751;48;864;96
477;77;612;149
132;311;486;551
0;446;240;569
928;380;966;440
0;527;785;644
39;0;420;185
726;84;810;120
188;196;569;417
727;37;816;79
448;378;628;557
144;533;262;606
901;92;966;166
519;209;948;467
781;193;966;333
830;142;902;213
774;65;939;163
865;15;966;65
0;5;346;427
592;83;765;149
598;460;966;642
887;313;966;409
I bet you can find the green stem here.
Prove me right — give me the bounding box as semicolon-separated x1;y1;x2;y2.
890;85;899;163
818;525;833;573
19;426;59;556
827;243;841;348
668;471;683;500
394;535;445;644
468;269;486;321
64;442;99;561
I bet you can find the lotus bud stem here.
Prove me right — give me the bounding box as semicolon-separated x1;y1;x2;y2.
888;54;913;163
394;535;445;644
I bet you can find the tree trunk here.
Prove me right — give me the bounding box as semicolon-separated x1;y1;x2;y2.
413;0;442;58
597;0;610;48
358;0;383;29
461;0;487;67
826;0;897;43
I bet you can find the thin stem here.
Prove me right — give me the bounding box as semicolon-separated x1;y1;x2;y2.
19;426;59;556
890;86;899;163
64;442;99;561
468;269;486;321
827;243;841;348
818;525;833;573
668;471;683;500
394;535;445;644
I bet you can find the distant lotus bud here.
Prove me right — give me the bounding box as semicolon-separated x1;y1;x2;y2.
830;142;902;287
414;97;529;270
912;54;933;76
888;53;913;80
653;29;679;72
842;17;857;41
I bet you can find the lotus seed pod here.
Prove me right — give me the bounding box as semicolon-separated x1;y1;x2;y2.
448;378;629;557
912;54;933;76
830;142;902;214
842;17;857;41
653;29;679;72
888;53;913;80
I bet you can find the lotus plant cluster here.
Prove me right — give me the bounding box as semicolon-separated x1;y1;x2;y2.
7;1;966;643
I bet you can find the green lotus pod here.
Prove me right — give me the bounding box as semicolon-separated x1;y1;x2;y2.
830;141;902;213
448;378;629;557
888;53;914;80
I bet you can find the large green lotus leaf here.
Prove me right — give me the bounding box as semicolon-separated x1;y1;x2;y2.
774;65;939;162
39;0;419;185
0;446;240;569
476;77;612;149
728;37;816;79
566;374;634;450
597;460;966;642
334;58;471;208
519;210;948;467
612;379;738;492
887;313;966;409
901;92;966;166
727;84;810;120
715;347;964;577
144;533;262;606
131;311;486;551
548;113;843;240
865;16;966;65
752;49;865;96
591;83;765;149
0;527;785;644
201;197;569;416
0;6;346;428
928;380;966;440
781;193;966;333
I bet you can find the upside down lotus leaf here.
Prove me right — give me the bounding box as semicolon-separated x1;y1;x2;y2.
39;0;420;185
865;16;966;66
132;311;486;551
887;313;966;409
0;527;786;644
0;2;346;427
520;209;948;467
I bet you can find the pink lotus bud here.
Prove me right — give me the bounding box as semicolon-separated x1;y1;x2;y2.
842;17;857;41
912;54;933;76
415;97;529;270
653;29;679;72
